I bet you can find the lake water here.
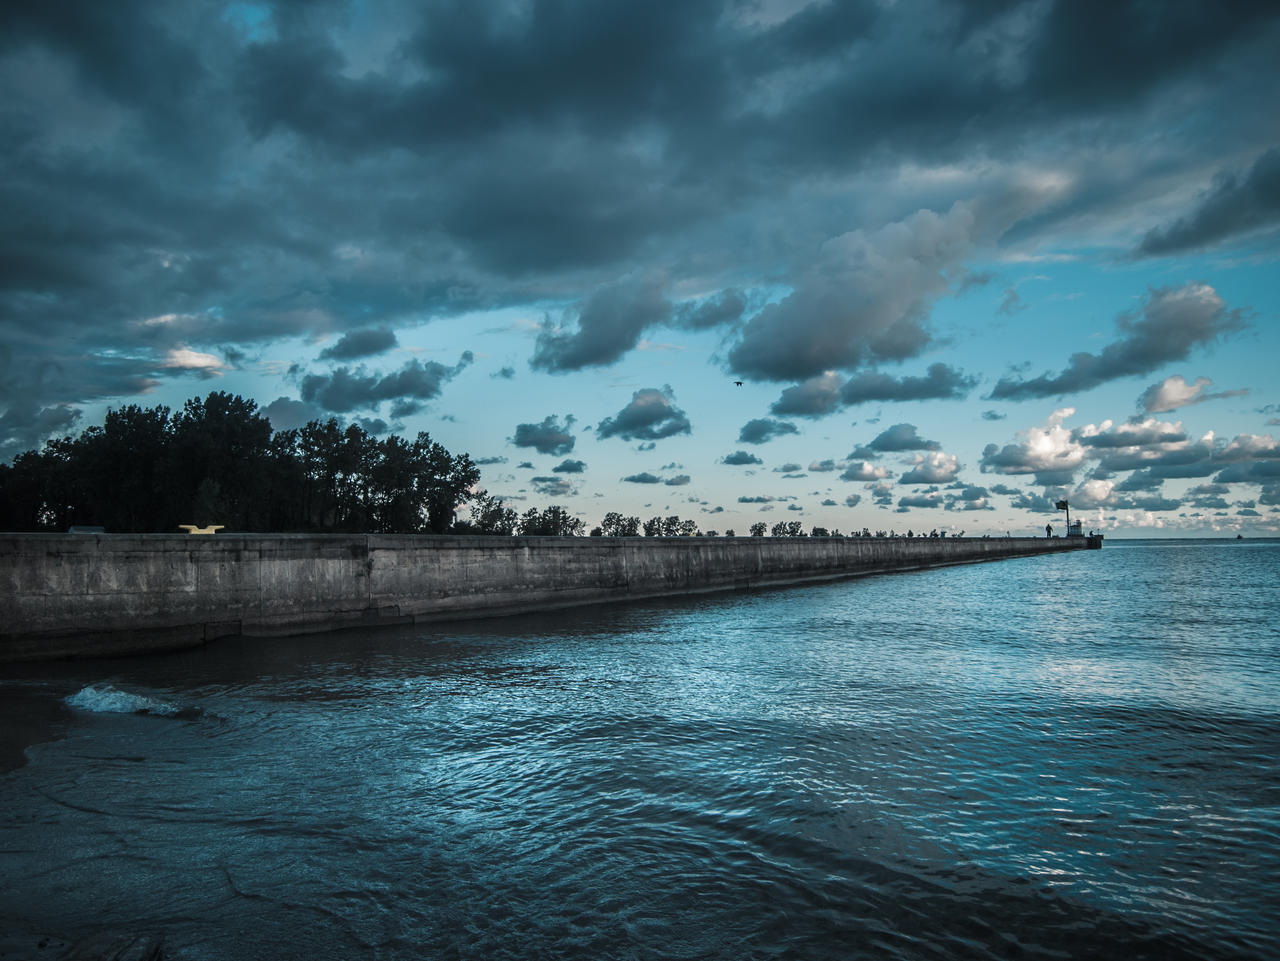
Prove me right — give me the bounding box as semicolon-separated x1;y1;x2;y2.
2;539;1278;959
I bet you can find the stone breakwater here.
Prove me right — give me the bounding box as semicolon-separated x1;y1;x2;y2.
0;533;1098;662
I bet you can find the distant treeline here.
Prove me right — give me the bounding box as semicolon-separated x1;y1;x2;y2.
0;391;931;538
0;392;480;534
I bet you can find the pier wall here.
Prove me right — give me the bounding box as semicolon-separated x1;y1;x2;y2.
0;533;1096;661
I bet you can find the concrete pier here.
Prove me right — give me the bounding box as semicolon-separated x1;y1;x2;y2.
0;533;1099;662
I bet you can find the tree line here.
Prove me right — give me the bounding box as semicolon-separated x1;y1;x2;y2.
0;391;919;538
0;392;479;534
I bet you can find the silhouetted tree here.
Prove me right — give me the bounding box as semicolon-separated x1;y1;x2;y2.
0;391;479;535
600;512;641;536
167;392;275;530
518;505;584;536
465;490;519;535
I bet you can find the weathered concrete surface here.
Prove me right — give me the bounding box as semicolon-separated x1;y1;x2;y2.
0;533;1097;662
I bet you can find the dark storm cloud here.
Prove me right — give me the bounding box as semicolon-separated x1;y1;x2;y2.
1078;430;1280;490
1087;431;1279;485
531;475;575;497
1118;494;1182;512
664;475;691;486
1092;441;1217;479
674;289;746;331
1032;469;1077;487
1217;434;1280;461
1009;490;1059;514
1137;147;1280;256
728;204;979;382
0;402;81;460
229;0;1280;178
867;423;941;452
299;352;472;413
552;459;586;474
0;0;206;136
1076;422;1187;448
4;0;1280;457
1189;482;1231;497
722;450;763;466
770;373;842;417
1188;491;1231;509
355;416;390;435
981;410;1006;421
261;396;322;431
989;283;1246;400
531;275;672;373
622;472;662;485
949;485;994;510
839;364;977;407
772;365;975;417
237;1;734;155
318;328;398;361
738;418;799;445
869;482;895;507
512;414;577;456
1215;461;1280;484
596;386;691;442
1115;469;1163;492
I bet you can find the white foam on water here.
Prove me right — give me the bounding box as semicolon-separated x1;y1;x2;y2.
64;684;181;717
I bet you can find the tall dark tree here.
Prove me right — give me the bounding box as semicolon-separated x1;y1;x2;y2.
600;512;640;536
414;433;479;534
296;419;377;531
0;392;481;535
518;505;584;536
78;404;172;531
466;490;519;535
167;392;274;530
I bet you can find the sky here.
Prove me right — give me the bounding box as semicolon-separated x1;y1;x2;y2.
2;0;1279;537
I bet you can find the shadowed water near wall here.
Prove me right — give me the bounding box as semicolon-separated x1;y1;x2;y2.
0;533;1098;661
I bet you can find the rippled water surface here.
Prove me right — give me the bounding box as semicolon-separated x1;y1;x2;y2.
2;539;1278;959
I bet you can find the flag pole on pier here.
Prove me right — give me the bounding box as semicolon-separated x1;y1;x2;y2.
1055;499;1070;531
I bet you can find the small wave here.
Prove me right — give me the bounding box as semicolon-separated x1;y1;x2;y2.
65;684;187;718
